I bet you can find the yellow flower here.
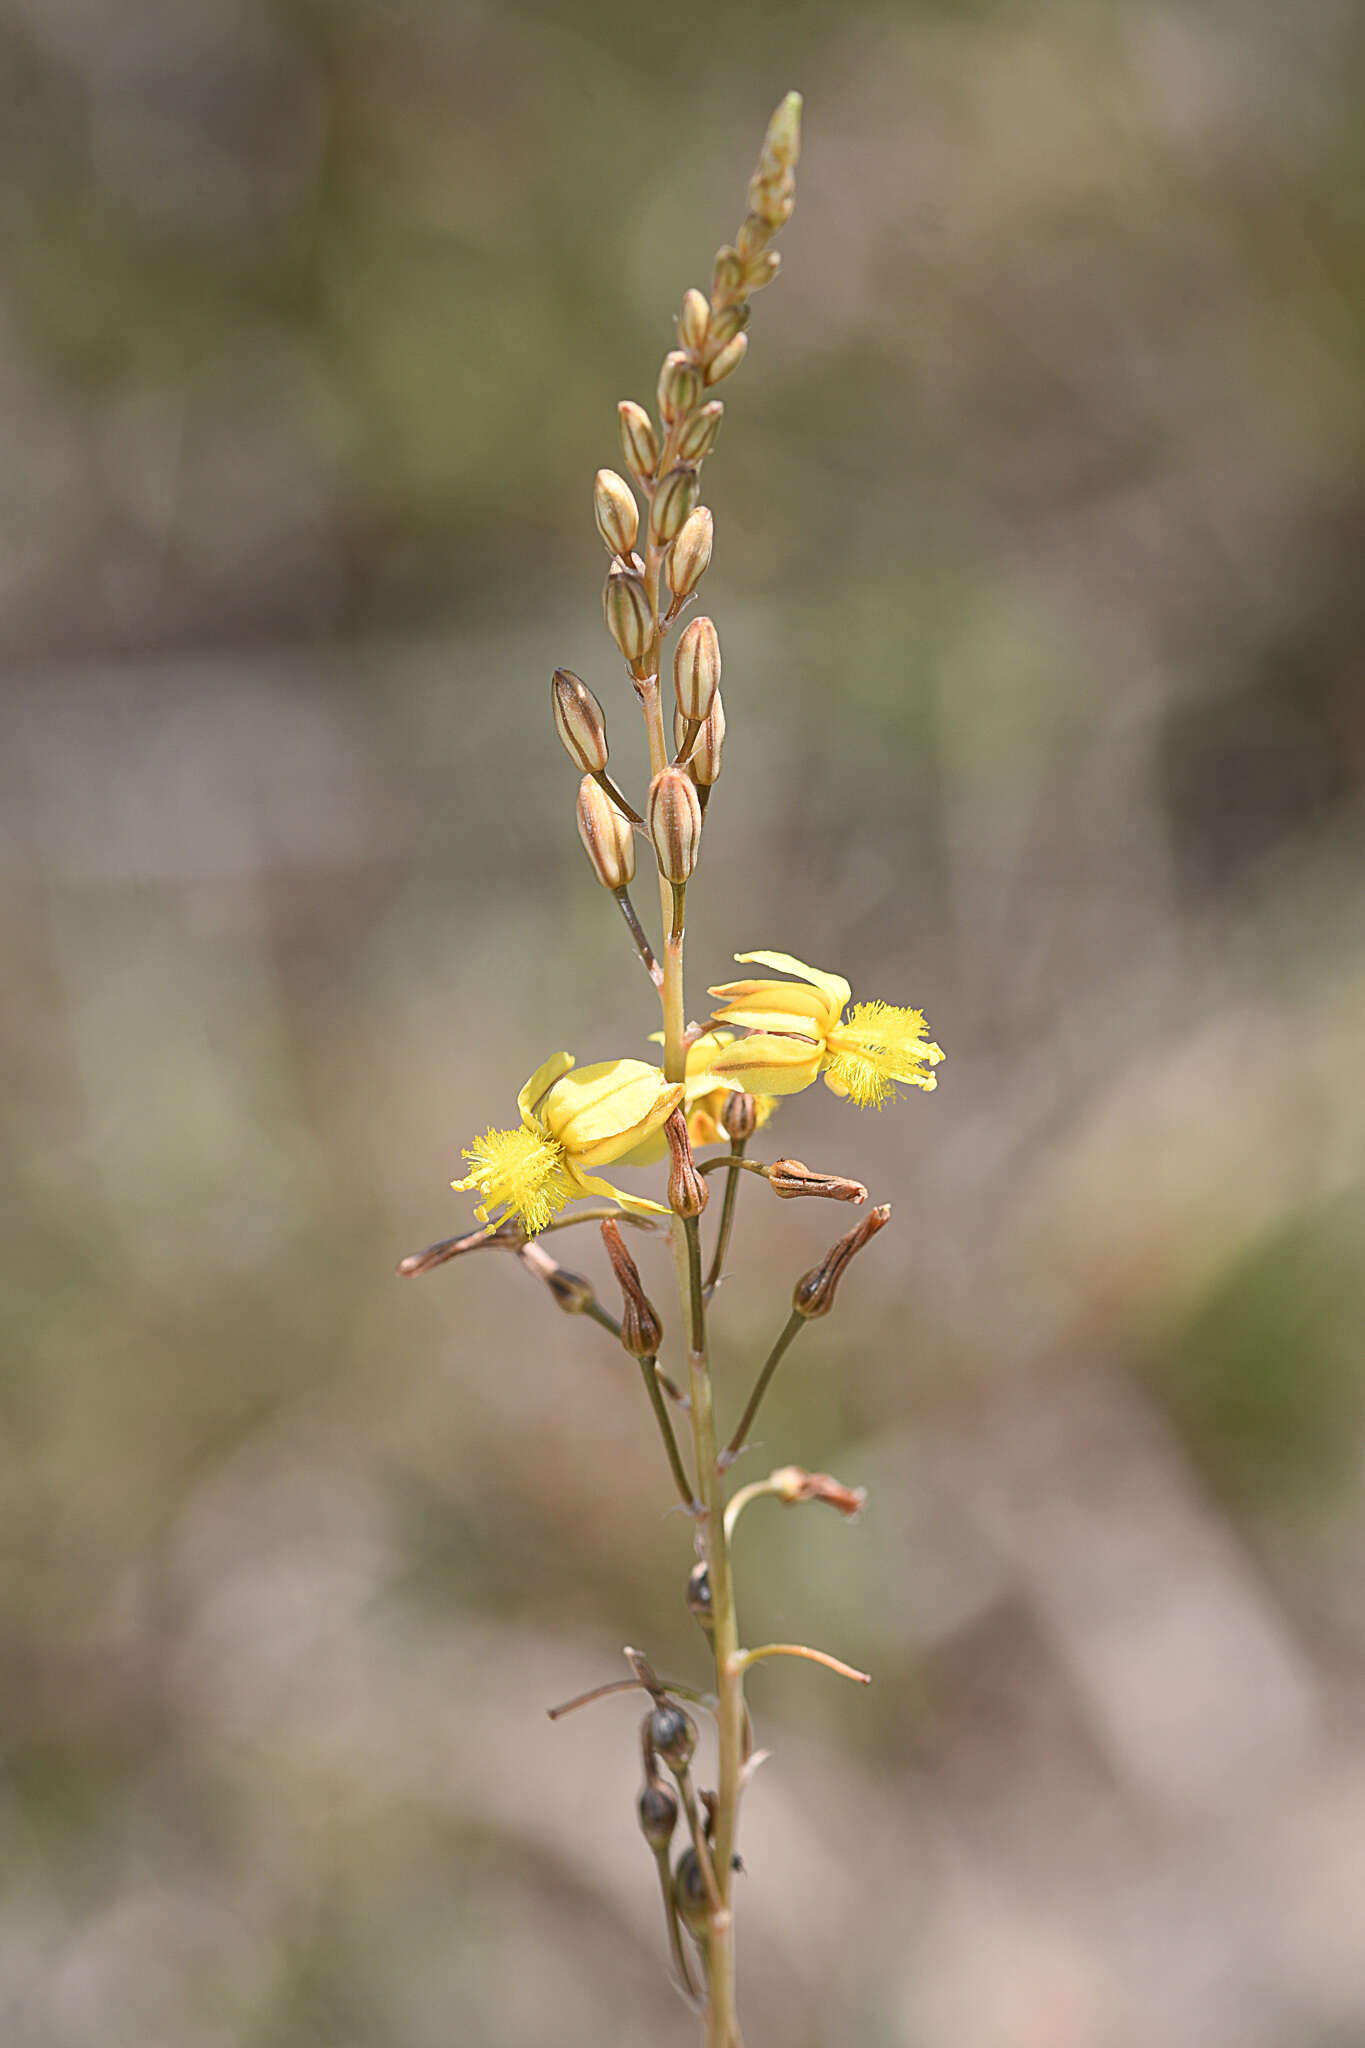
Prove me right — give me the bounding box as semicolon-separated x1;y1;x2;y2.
617;1030;778;1166
453;1052;683;1235
707;950;944;1108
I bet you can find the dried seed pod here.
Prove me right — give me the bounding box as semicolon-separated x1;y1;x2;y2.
576;776;635;890
668;505;713;603
600;1217;663;1359
673;616;721;723
658;352;703;425
603;562;653;665
650;1701;697;1770
618;399;659;478
769;1465;868;1520
793;1204;892;1320
593;468;639;556
663;1108;708;1217
552;668;609;773
648;769;703;884
638;1781;678;1851
705;333;748;386
650;465;700;542
767;1158;868;1203
712;246;745;300
720;1090;758;1142
707;301;750;348
675;401;724;464
678;288;709;355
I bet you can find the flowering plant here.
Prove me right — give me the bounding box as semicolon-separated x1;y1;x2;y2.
400;93;941;2047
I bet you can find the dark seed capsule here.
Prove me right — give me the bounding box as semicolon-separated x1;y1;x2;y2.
637;1780;678;1851
650;1701;697;1770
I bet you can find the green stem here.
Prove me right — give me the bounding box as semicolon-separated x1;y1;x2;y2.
718;1310;806;1471
703;1141;748;1296
638;1353;699;1511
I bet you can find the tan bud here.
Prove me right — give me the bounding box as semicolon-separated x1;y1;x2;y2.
748;166;796;228
712;246;745;300
576;776;635;890
745;249;781;292
593;468;639;556
708;301;750;349
668;505;713;603
673;615;721;722
705;333;748;386
663;1108;708;1218
793;1205;891;1320
720;1090;758;1142
686;689;726;787
675;401;724;464
767;1158;868;1203
603;562;653;665
600;1217;663;1358
650;465;699;542
735;214;772;263
618;399;659;479
647;766;702;883
761;90;802;170
769;1465;867;1520
657;351;703;425
678;288;710;355
551;668;609;773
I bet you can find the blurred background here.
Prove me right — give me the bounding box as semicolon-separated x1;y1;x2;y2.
4;1;1365;2042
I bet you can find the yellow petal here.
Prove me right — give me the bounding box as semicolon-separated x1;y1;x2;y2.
708;979;837;1036
542;1058;683;1167
733;949;852;1014
518;1051;575;1126
707;1032;824;1097
570;1166;672;1217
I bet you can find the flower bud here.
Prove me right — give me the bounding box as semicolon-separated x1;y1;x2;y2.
638;1781;678;1851
761;89;802;171
749;166;796;229
705;333;748;386
767;1158;868;1203
600;1217;663;1358
593;468;639;556
673;1848;709;1937
576;776;635;890
648;769;703;884
793;1204;891;1319
603;562;653;665
685;1560;713;1632
673;616;721;723
678;288;709;355
663;1108;708;1217
551;668;609;773
745;249;781;292
680;690;725;787
735;214;772;263
649;1701;697;1770
650;465;699;543
707;301;750;348
712;246;745;300
675;401;724;465
769;1464;868;1520
720;1091;757;1143
658;351;703;425
618;399;659;478
668;505;713;604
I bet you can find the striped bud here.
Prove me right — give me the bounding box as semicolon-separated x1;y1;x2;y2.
793;1205;891;1320
657;352;703;425
712;246;745;300
675;401;723;464
663;1109;708;1217
678;288;709;355
576;776;635;890
705;333;748;386
551;669;609;773
676;689;725;787
618;399;659;479
767;1158;868;1203
593;468;639;556
708;301;750;349
745;249;781;292
603;562;653;665
673;616;721;722
650;465;699;542
720;1090;757;1142
668;506;713;603
648;767;702;884
600;1218;663;1359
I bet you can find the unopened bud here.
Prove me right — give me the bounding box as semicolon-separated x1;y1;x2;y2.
658;352;703;425
618;399;659;479
552;668;609;772
675;401;724;465
576;776;635;890
649;1701;697;1770
761;90;803;171
748;166;796;229
705;333;748;386
681;690;725;787
745;249;781;292
735;215;772;263
603;562;653;665
767;1158;868;1204
673;1847;709;1937
712;246;745;300
793;1204;891;1319
638;1781;678;1851
648;768;703;884
685;1560;713;1632
769;1464;868;1521
663;1108;708;1217
678;288;709;355
708;301;750;348
600;1217;663;1358
650;465;699;542
668;505;713;603
720;1091;758;1142
593;468;639;556
673;616;721;722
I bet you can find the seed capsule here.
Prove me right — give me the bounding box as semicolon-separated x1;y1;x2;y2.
720;1091;757;1143
793;1204;892;1320
663;1108;708;1218
551;668;609;773
678;288;709;355
767;1158;868;1203
668;505;713;604
545;1265;596;1314
650;465;699;543
705;333;748;386
600;1217;663;1359
603;562;653;666
638;1781;678;1851
648;768;702;884
675;402;724;464
673;616;721;723
576;776;635;891
658;352;703;425
649;1701;697;1770
618;399;659;479
673;1847;709;1938
593;468;639;557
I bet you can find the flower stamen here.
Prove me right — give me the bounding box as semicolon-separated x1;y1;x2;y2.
454;1126;575;1235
